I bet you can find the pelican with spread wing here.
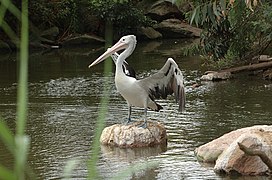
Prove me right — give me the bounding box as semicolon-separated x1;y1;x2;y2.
89;35;185;128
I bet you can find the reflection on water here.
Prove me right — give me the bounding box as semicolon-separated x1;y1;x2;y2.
101;144;167;161
0;40;272;179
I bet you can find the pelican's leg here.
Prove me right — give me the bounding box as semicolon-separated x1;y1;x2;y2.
139;108;148;128
126;105;133;124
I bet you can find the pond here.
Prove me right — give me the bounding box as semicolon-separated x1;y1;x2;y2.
0;39;272;179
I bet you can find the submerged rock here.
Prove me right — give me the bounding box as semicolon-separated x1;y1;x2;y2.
100;121;167;148
195;125;272;176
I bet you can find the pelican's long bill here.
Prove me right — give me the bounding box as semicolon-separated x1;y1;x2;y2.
88;40;128;68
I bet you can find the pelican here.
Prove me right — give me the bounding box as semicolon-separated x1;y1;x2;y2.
89;35;185;128
111;52;136;78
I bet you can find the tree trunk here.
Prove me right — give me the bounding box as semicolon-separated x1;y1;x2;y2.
201;61;272;81
220;61;272;74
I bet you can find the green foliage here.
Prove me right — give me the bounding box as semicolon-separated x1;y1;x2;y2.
179;0;272;68
26;0;153;40
29;0;79;34
89;0;153;36
202;48;236;69
251;2;272;51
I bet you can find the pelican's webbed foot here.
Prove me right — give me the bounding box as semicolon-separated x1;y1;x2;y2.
125;118;134;125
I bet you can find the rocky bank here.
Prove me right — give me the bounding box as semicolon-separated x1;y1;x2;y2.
195;125;272;176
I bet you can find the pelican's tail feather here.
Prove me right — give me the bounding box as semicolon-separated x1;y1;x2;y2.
155;102;163;112
148;101;163;112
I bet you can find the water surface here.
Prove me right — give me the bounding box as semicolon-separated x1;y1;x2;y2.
0;39;272;179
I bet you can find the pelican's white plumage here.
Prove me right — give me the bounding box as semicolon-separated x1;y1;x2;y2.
89;35;185;128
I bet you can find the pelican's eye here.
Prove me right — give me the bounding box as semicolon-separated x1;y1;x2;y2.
122;38;125;42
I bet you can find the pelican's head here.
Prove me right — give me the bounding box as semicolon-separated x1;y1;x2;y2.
88;35;137;68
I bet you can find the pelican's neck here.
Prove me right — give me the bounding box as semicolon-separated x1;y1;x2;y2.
115;43;134;76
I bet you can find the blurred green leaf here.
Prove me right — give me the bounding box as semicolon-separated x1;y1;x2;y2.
15;135;30;179
88;19;112;180
62;158;80;180
0;119;15;154
0;0;9;26
15;0;30;179
0;20;17;41
16;0;29;136
0;0;18;42
0;164;16;180
1;0;21;20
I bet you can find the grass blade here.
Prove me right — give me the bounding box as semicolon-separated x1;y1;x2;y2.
15;135;30;179
16;0;28;136
0;1;9;26
62;158;80;180
0;20;18;41
88;19;113;179
0;119;15;154
0;164;16;180
15;0;29;179
1;0;21;20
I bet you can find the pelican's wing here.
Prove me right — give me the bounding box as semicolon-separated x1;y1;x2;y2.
111;52;136;78
138;58;185;112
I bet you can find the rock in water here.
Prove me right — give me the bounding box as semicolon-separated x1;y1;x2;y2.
195;125;272;176
100;121;167;148
195;125;272;163
214;132;272;175
200;71;232;81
